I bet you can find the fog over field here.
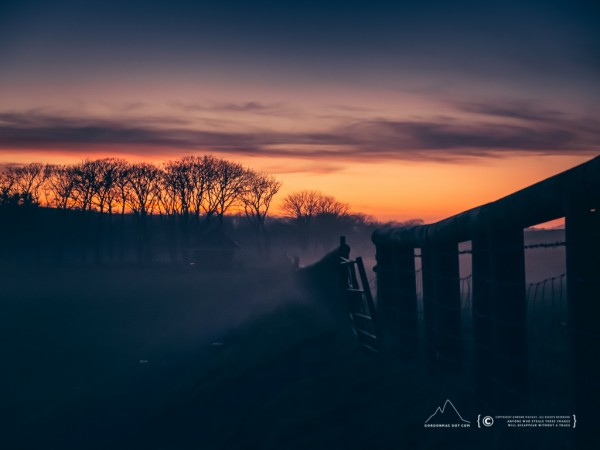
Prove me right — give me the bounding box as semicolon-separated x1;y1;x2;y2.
0;225;572;450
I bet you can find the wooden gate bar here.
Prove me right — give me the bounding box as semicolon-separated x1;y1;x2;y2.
356;256;377;322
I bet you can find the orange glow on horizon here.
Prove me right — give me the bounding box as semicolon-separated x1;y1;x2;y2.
0;148;592;224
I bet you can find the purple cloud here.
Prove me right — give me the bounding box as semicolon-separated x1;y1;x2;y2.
0;105;598;161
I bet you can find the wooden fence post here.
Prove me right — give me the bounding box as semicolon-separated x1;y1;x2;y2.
490;228;528;410
422;243;461;372
375;244;418;356
472;233;495;411
566;207;600;448
472;229;528;412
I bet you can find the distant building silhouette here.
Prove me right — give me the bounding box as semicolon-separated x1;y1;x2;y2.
190;230;241;270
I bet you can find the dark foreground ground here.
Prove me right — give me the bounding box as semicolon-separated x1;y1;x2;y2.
0;262;576;450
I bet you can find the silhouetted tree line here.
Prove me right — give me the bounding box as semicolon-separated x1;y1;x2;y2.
280;190;371;249
0;157;282;263
0;157;280;224
0;157;378;266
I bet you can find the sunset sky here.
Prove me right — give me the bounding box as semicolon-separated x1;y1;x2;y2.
1;0;599;222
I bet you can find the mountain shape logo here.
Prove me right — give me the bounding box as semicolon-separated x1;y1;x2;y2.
425;399;471;424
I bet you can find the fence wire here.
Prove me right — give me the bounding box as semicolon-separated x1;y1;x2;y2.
413;241;567;258
414;271;572;390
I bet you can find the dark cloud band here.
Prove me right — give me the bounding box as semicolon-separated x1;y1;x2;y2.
0;106;598;161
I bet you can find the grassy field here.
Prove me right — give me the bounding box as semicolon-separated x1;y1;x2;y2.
0;260;575;450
